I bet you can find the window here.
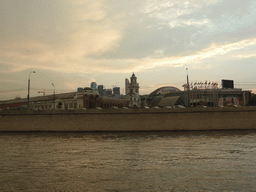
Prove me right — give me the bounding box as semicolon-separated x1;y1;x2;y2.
135;89;138;93
130;89;133;93
45;105;48;109
74;103;77;109
69;103;73;108
49;104;52;109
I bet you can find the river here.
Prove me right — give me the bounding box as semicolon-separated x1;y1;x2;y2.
0;130;256;191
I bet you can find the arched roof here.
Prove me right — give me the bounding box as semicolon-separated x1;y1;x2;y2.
149;86;181;96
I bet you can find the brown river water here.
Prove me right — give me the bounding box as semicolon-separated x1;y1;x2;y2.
0;130;256;191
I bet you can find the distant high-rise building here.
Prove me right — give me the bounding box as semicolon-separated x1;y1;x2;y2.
105;89;112;96
125;78;129;95
77;87;83;92
113;87;120;95
98;85;104;95
91;82;97;90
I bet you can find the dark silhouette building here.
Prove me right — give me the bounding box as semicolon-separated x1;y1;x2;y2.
113;87;120;95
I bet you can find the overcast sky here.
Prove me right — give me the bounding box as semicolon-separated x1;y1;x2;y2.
1;0;256;100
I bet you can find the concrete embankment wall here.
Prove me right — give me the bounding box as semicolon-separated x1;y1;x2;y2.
1;107;256;131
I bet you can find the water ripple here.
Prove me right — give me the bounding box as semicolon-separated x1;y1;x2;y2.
0;130;256;191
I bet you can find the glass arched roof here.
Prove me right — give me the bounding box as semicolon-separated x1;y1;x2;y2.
149;86;181;95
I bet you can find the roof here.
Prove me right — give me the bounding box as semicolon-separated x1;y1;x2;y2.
149;86;181;96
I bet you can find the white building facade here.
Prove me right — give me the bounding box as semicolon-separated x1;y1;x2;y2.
127;73;141;107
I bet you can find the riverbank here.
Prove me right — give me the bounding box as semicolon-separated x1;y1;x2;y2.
1;107;256;131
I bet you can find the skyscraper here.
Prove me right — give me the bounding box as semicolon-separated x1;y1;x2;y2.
113;87;120;95
105;89;112;96
98;85;104;95
90;82;97;90
125;78;129;95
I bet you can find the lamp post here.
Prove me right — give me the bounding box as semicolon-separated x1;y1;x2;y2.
186;68;190;107
27;71;36;110
52;83;55;110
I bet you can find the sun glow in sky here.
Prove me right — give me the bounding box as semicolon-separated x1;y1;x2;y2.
1;0;256;100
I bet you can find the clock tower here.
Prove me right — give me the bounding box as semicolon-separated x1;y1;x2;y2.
127;73;141;107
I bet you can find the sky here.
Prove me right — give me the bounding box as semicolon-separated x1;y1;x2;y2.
1;0;256;100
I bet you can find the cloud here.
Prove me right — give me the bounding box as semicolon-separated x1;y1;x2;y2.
143;0;219;27
1;34;256;75
64;77;95;90
1;0;256;99
0;0;122;73
95;37;256;73
235;53;256;59
1;0;256;75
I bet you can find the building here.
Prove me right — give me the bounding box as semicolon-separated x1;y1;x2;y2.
98;85;104;95
90;82;97;90
105;89;112;96
147;80;252;107
125;78;129;95
146;86;185;107
0;87;129;110
98;85;121;97
183;80;251;107
99;96;129;109
113;87;120;95
127;73;141;107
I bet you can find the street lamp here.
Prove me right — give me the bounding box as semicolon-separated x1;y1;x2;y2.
27;71;36;110
52;83;55;110
186;68;190;107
